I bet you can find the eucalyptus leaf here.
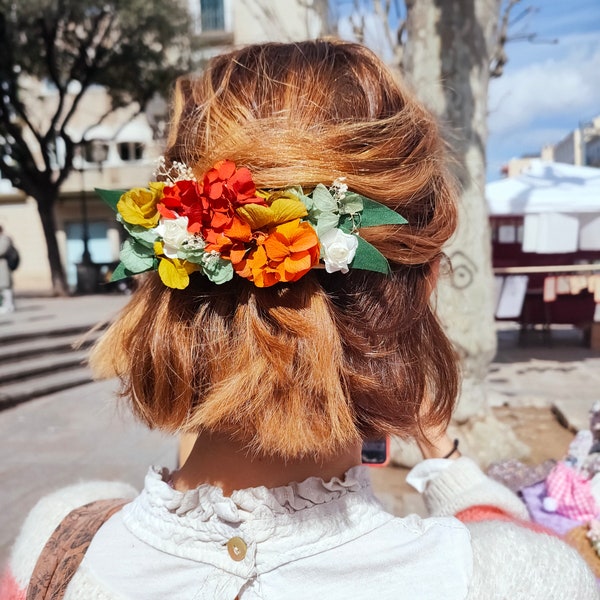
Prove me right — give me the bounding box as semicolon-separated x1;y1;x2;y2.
178;247;206;264
297;190;313;212
121;220;160;248
311;184;338;213
203;257;234;284
316;212;340;237
339;192;364;216
350;236;391;274
120;238;156;273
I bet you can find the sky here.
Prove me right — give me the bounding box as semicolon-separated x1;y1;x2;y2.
487;0;600;180
336;0;600;182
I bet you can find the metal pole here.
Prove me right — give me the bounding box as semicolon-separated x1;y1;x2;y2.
80;166;92;265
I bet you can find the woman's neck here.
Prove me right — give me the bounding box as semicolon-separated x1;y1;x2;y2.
171;431;362;495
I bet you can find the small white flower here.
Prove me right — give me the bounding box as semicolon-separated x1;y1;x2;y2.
331;177;348;201
153;156;196;184
202;250;221;267
183;236;206;251
320;228;358;274
155;216;191;258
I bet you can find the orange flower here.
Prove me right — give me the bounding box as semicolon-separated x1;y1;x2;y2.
156;160;265;244
234;219;319;287
200;160;265;238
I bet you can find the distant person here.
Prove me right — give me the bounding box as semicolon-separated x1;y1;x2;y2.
1;41;597;599
0;224;18;313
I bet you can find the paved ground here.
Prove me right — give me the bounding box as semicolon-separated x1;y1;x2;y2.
0;379;177;565
0;294;129;340
1;295;599;566
487;323;600;431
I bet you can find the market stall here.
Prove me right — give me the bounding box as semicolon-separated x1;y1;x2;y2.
486;160;600;345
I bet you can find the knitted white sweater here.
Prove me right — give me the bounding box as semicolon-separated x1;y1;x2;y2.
2;458;598;599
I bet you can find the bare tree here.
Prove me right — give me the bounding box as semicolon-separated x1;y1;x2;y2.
345;0;527;444
0;0;192;295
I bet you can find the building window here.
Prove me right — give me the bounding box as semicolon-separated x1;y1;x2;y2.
82;141;110;165
117;142;145;162
201;0;225;31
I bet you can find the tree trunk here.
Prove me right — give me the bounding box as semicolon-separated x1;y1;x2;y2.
36;193;70;296
402;0;500;421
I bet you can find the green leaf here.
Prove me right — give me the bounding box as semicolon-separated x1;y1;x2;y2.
203;257;234;284
339;192;363;216
316;212;340;237
121;219;159;248
311;184;338;213
296;189;313;211
350;236;391;274
109;262;133;282
178;247;205;264
119;238;155;273
360;197;408;227
95;188;127;212
337;214;355;234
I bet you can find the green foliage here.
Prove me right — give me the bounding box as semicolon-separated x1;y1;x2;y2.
95;188;125;212
0;0;193;191
351;236;391;274
0;0;194;293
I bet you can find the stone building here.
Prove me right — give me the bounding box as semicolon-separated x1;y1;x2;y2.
552;116;600;168
501;115;600;180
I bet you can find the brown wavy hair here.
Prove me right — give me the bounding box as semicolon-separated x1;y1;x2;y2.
90;40;459;459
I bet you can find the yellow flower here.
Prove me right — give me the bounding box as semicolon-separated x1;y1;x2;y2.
154;240;199;289
157;257;199;289
237;196;307;230
117;182;165;228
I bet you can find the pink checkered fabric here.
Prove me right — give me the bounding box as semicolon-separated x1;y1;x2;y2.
545;461;598;522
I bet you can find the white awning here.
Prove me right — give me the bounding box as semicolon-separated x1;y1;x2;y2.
487;160;600;216
487;161;600;253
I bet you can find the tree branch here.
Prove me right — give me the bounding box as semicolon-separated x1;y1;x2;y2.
0;112;43;180
57;11;116;140
489;0;521;79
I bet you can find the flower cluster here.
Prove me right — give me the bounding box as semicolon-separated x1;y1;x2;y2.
97;159;407;289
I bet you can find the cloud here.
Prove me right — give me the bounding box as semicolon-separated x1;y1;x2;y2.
488;42;600;135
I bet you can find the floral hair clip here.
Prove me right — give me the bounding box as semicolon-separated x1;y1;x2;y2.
96;158;407;289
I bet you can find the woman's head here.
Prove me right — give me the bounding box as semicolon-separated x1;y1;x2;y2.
91;39;459;459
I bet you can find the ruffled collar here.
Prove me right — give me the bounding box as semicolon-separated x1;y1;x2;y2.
121;465;394;576
148;464;372;521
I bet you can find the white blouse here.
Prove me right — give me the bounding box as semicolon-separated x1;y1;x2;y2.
7;458;598;599
78;465;472;599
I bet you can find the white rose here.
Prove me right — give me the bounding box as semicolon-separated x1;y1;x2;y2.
320;228;358;273
156;216;190;258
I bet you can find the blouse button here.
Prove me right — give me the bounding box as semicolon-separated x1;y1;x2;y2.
226;536;247;561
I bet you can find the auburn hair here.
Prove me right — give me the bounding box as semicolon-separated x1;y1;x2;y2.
90;40;459;459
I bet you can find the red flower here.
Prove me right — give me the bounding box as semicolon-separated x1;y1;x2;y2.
157;180;204;233
200;160;265;241
154;160;266;248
